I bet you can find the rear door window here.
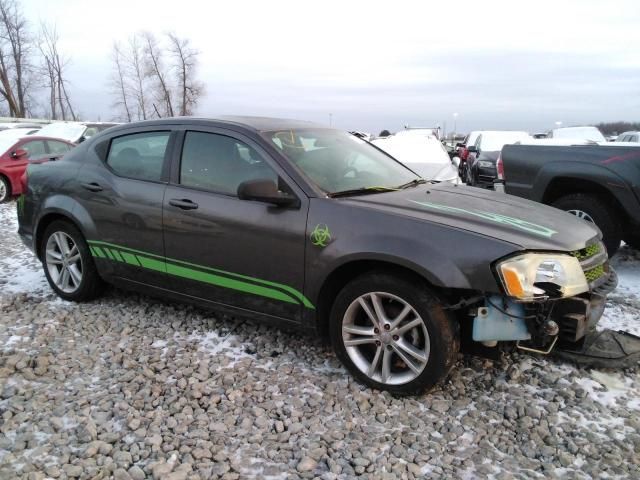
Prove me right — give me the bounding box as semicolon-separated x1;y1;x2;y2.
106;131;171;182
21;140;48;160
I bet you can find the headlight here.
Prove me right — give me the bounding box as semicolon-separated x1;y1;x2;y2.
496;253;588;301
478;161;494;168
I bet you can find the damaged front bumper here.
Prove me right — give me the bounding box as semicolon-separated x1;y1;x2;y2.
468;241;639;367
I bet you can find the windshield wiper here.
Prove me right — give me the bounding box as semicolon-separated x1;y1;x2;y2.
396;178;428;189
328;186;398;198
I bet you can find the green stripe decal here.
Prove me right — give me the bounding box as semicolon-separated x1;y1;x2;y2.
120;252;140;266
165;263;297;304
87;240;314;309
110;249;124;262
103;249;114;260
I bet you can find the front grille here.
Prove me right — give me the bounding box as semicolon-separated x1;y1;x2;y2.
571;241;609;288
571;243;602;260
584;264;606;283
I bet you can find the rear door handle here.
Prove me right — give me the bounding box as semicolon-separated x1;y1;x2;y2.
81;182;103;192
169;198;199;210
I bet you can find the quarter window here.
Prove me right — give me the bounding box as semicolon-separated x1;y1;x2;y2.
180;131;277;195
106;131;170;182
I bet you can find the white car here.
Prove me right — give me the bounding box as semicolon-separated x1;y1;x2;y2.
616;131;640;143
371;135;460;183
549;126;606;143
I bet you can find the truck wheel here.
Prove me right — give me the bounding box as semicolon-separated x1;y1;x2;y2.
0;175;10;203
41;220;104;301
329;272;459;395
552;194;622;256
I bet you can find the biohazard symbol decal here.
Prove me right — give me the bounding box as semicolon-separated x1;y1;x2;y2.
310;224;331;247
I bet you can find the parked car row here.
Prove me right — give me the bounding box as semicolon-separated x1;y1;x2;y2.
0;121;119;203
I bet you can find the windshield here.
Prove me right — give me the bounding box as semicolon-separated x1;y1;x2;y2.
263;129;419;194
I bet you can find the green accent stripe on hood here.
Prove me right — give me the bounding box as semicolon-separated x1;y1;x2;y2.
87;240;314;309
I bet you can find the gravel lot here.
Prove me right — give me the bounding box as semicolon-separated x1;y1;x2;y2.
1;200;639;479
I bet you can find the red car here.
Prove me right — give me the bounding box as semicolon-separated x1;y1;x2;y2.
0;133;74;202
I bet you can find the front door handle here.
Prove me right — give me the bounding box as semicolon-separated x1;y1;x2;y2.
169;198;199;210
81;182;103;192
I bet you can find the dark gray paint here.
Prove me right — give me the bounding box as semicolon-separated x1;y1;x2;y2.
18;117;603;331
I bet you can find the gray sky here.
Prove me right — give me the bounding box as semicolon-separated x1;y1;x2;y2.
22;0;640;134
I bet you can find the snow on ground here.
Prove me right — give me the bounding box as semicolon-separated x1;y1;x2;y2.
1;200;639;479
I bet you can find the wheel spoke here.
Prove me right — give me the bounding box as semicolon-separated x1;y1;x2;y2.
389;304;412;330
344;337;376;347
68;264;82;287
46;252;63;265
67;253;81;264
395;338;428;363
393;318;423;336
370;293;388;324
357;296;380;328
367;346;383;377
380;348;392;383
55;232;70;255
343;325;375;336
58;267;70;289
392;344;422;374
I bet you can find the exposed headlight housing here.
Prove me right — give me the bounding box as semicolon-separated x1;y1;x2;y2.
496;253;588;301
478;160;494;168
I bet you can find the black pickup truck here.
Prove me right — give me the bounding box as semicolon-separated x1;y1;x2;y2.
500;144;640;255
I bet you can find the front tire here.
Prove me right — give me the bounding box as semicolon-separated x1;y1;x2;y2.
0;176;10;203
41;220;104;301
329;272;459;395
552;194;622;256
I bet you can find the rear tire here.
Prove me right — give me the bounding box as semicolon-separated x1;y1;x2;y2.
552;194;622;256
0;175;10;203
41;220;104;301
329;272;459;395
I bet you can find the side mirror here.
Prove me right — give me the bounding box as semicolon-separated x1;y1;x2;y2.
11;148;27;159
237;179;300;208
451;156;461;168
467;146;478;154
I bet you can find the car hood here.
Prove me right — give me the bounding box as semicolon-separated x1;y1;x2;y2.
341;183;600;252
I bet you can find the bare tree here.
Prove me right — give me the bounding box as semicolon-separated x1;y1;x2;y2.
142;32;174;117
0;0;32;117
110;41;131;122
128;34;148;120
167;32;203;116
38;23;76;120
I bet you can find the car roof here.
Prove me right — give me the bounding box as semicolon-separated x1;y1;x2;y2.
106;116;325;134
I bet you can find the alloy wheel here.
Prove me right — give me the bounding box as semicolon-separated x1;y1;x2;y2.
342;292;430;385
45;231;83;293
567;209;595;223
0;180;6;202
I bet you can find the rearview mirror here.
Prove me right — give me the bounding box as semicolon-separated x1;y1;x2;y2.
11;148;27;159
237;179;300;208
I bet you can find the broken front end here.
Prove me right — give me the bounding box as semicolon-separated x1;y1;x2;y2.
461;242;639;366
